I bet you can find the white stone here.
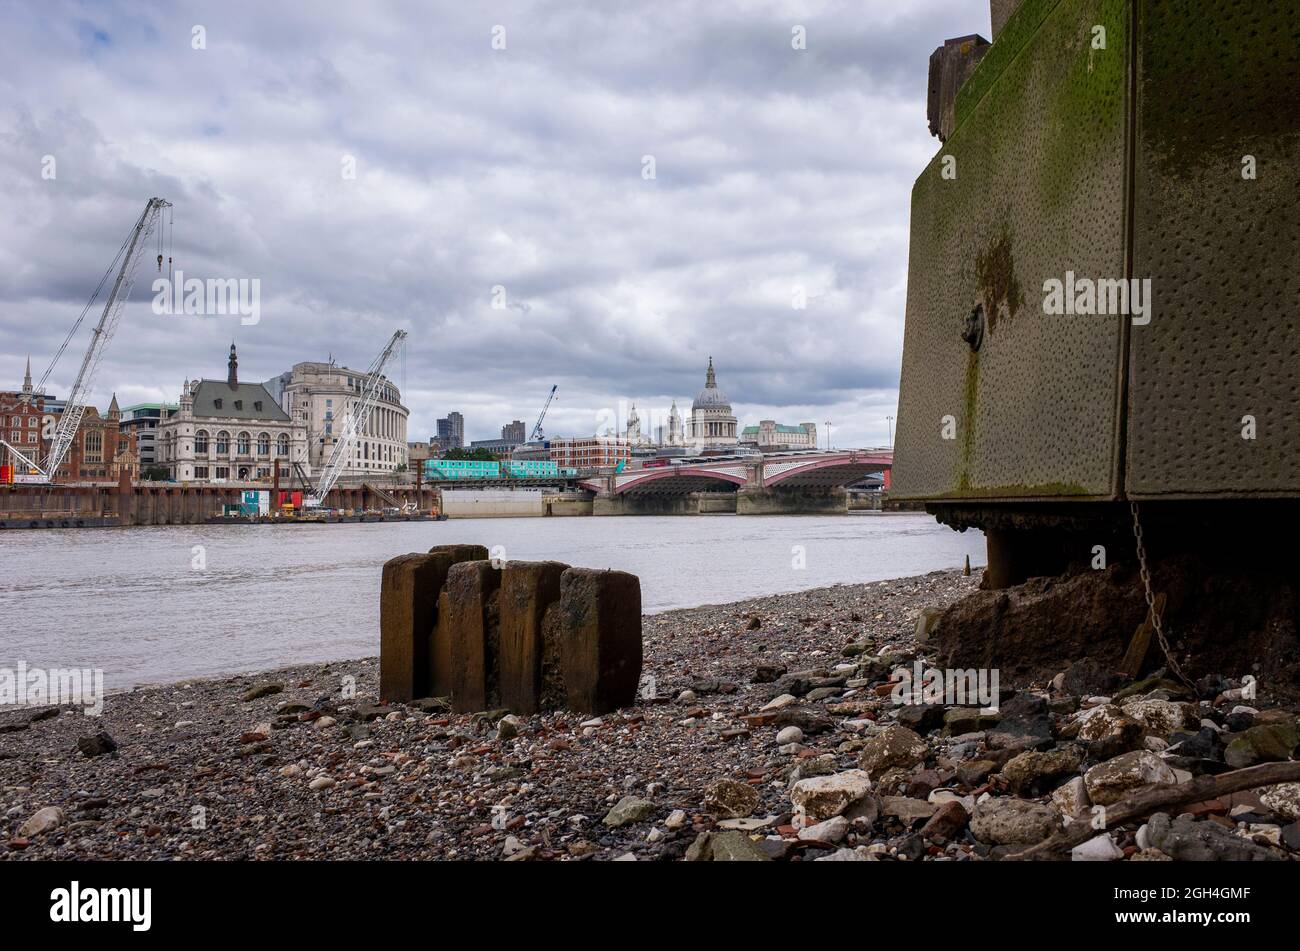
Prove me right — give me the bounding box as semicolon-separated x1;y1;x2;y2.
1084;750;1179;806
1071;834;1123;861
761;694;797;711
776;726;804;745
790;770;873;821
1051;776;1091;819
1241;823;1281;846
1260;783;1300;822
798;815;849;844
308;776;335;791
814;847;871;861
1121;698;1196;736
18;807;65;837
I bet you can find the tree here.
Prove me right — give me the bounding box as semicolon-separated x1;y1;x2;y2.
442;447;498;462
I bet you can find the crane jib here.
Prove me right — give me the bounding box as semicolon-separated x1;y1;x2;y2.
1;198;171;483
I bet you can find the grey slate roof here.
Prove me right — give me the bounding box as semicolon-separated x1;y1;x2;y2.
191;380;290;422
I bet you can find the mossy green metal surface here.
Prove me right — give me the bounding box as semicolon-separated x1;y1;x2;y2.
1139;0;1299;175
893;0;1128;502
1126;0;1300;497
954;0;1063;132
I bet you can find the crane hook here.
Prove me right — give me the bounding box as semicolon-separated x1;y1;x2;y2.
157;253;164;272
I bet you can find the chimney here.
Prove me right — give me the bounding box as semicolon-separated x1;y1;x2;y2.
228;343;239;389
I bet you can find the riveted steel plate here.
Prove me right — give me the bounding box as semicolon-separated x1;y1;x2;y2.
1126;0;1300;497
893;0;1129;501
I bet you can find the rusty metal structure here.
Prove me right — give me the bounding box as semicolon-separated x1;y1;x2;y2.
893;0;1299;585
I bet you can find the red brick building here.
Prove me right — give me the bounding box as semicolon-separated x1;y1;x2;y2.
52;396;137;482
2;360;136;482
546;436;631;471
0;358;45;474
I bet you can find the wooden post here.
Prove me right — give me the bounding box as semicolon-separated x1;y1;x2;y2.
556;568;643;715
446;560;503;712
497;561;568;714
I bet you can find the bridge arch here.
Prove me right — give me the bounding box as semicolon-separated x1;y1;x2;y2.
762;452;891;489
612;466;746;495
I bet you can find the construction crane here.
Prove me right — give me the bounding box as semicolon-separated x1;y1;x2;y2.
304;330;408;508
1;197;171;483
529;384;558;442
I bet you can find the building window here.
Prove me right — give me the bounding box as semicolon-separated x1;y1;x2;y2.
215;466;229;479
237;432;251;455
216;431;230;454
195;430;209;453
257;432;270;456
277;434;289;457
195;466;209;479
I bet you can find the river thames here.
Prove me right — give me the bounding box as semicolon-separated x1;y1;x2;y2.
0;513;984;689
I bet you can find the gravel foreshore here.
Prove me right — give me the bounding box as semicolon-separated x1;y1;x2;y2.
4;566;1298;862
0;570;971;860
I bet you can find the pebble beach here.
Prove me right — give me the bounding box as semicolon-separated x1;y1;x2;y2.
4;567;1298;862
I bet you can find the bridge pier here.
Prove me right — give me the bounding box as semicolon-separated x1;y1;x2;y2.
736;485;848;515
593;492;737;516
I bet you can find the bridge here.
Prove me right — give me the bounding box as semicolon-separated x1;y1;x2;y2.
576;449;893;515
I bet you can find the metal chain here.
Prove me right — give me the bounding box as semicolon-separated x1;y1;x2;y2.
1130;501;1196;690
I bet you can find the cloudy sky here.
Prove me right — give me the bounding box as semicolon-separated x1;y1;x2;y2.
0;0;990;448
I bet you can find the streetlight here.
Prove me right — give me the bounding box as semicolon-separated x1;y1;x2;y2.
886;415;894;448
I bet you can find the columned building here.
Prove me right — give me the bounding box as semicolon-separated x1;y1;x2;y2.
686;357;738;450
278;360;409;476
157;344;309;483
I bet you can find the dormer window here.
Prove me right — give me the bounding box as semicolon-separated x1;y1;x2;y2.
254;401;262;411
234;400;243;410
214;398;223;409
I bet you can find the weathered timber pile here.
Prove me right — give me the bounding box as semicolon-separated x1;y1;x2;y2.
2;567;1298;861
380;545;642;716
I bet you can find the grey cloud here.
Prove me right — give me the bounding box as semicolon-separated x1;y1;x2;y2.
0;0;991;448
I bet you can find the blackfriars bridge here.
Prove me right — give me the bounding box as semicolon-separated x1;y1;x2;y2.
575;449;894;515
